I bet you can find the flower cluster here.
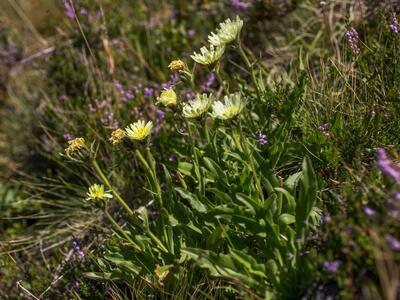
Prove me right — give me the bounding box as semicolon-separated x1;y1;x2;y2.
212;93;246;120
65;137;85;155
125;120;153;141
191;45;225;65
86;184;113;201
109;128;126;145
157;88;177;107
190;16;243;66
390;16;399;34
319;123;330;137
345;27;360;54
208;16;244;47
257;130;267;145
376;148;400;184
114;80;134;103
182;94;213;119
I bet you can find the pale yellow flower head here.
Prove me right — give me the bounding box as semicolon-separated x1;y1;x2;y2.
109;128;125;145
65;137;85;154
190;45;225;65
168;59;185;72
211;93;246;120
208;16;243;47
86;184;113;201
125;120;153;141
182;93;213;119
157;88;177;107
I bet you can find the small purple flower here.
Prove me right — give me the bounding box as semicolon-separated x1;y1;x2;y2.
186;92;196;100
257;130;267;145
387;235;400;251
63;133;74;141
63;0;76;20
201;73;216;92
114;80;134;103
376;148;400;184
362;205;375;217
393;191;400;201
79;8;88;15
319;123;330;137
144;87;154;98
60;94;68;101
390;16;399;34
323;260;340;273
345;27;360;54
322;214;331;224
187;29;196;38
161;82;172;90
168;154;177;162
72;240;85;260
230;0;251;10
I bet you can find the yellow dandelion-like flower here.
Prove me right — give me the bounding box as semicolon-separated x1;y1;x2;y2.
109;128;125;145
86;184;113;201
157;88;177;107
182;93;213;119
125;120;153;141
65;137;85;154
208;16;243;47
211;93;246;120
168;59;185;71
190;45;225;65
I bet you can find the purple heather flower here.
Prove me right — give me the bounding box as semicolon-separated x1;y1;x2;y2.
186;92;196;100
319;123;330;137
345;27;360;54
323;260;340;273
187;29;196;38
79;8;88;15
230;0;251;10
63;133;74;141
387;235;400;251
256;130;267;145
63;0;76;20
376;148;400;184
362;205;375;217
72;240;85;260
322;214;331;224
144;87;154;98
201;73;216;92
390;16;399;34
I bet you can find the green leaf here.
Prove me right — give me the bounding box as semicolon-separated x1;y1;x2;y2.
175;188;207;212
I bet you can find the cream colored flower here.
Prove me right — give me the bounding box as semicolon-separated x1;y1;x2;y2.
191;45;225;65
211;93;246;120
208;16;243;47
182;93;213;118
168;59;185;71
86;184;113;201
125;120;153;140
109;128;125;145
157;88;177;107
65;137;85;154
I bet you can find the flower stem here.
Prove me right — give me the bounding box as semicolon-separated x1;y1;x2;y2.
237;41;262;101
104;209;141;251
92;158;168;253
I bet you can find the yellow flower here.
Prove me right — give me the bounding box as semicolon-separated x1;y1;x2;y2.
157;88;177;107
65;137;85;154
190;45;225;65
168;59;185;71
208;16;243;47
211;93;246;120
86;184;113;201
109;128;125;145
182;93;213;118
125;120;153;140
